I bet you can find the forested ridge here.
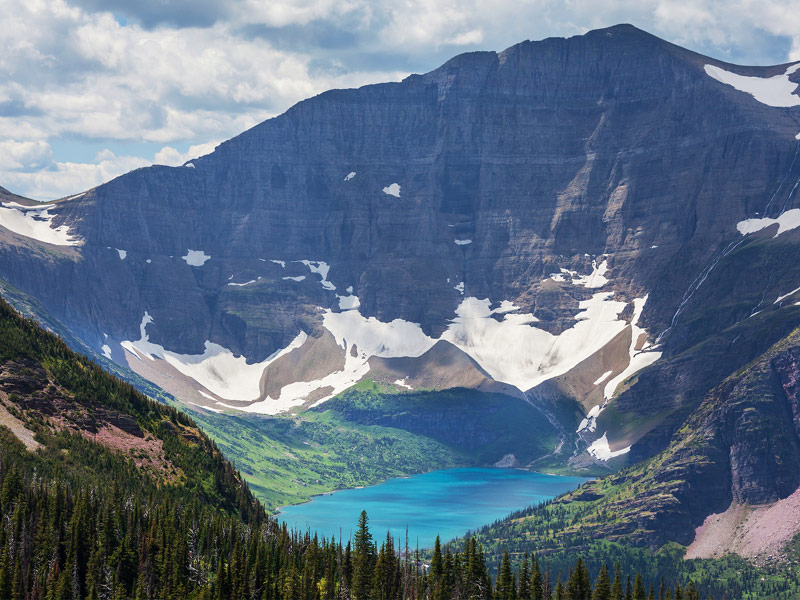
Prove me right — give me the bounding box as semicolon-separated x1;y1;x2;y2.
0;297;717;599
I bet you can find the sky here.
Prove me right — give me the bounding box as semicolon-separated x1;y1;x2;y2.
2;0;800;200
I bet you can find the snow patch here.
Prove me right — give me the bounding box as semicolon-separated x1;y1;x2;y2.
737;208;800;237
146;259;152;264
324;310;435;359
228;278;260;287
0;201;81;246
704;63;800;108
454;281;465;294
101;344;112;359
394;378;413;390
116;249;127;260
441;293;627;391
577;404;602;433
593;370;613;385
282;276;305;282
182;249;211;266
454;239;472;246
185;162;195;169
344;172;356;181
270;259;286;268
337;294;361;310
603;296;662;400
121;311;307;402
587;433;630;461
297;260;335;290
775;285;800;304
548;259;608;288
382;183;401;197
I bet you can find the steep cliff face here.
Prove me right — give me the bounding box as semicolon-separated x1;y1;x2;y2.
1;24;800;480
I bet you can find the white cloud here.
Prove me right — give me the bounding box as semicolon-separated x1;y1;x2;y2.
1;150;150;200
153;141;221;166
0;140;53;171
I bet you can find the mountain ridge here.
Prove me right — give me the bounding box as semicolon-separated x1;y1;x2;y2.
2;23;800;559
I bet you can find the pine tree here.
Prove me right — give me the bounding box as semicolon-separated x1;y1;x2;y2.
496;550;516;600
611;563;623;600
531;557;543;600
352;511;374;600
518;554;530;600
634;573;646;600
593;564;611;600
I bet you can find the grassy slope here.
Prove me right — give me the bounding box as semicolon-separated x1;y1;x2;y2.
0;295;262;521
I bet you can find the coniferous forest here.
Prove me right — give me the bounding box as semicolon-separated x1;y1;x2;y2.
0;290;723;599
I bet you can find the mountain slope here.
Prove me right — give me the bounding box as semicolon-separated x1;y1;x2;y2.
2;23;800;548
465;322;800;573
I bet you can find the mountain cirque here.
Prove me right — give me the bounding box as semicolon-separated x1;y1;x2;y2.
2;24;800;553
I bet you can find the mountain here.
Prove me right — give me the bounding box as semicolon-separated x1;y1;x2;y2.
2;24;800;558
0;294;722;600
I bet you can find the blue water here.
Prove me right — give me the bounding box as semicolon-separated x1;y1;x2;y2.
277;468;589;548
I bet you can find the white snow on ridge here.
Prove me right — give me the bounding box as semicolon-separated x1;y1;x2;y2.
382;183;401;197
548;259;608;288
337;293;361;310
441;293;627;391
228;278;260;287
297;260;336;290
775;285;800;304
233;309;432;415
121;311;307;402
593;370;613;385
574;260;609;288
588;433;630;461
704;63;800;108
736;209;800;238
323;309;435;359
0;202;81;246
182;249;211;266
603;296;662;400
344;172;356;181
577;404;602;433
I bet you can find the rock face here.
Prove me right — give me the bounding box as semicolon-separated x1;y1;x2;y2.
2;24;800;519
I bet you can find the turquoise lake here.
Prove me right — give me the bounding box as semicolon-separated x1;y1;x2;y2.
277;468;589;548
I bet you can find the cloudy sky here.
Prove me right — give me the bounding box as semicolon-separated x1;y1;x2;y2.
2;0;800;200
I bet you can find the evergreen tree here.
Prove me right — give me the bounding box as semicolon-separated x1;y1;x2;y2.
593;564;611;600
531;557;543;600
634;573;646;600
352;511;374;600
611;563;623;600
518;554;530;600
496;550;516;600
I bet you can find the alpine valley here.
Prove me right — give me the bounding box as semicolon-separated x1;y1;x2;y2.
3;23;800;597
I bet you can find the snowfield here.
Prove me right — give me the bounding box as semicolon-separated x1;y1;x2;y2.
122;312;307;402
182;249;211;266
704;63;800;108
382;183;401;197
0;202;81;246
736;209;800;237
